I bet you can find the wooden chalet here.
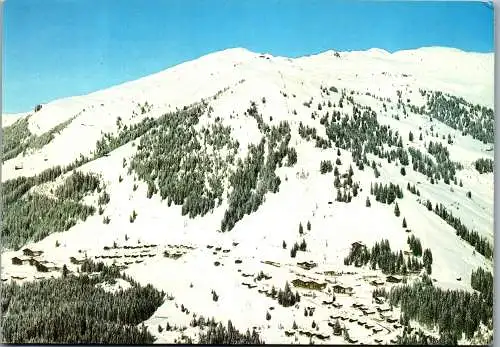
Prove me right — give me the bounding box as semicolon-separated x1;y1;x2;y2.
11;257;23;265
363;308;376;316
386;275;402;283
370;279;385;286
70;256;86;265
297;261;317;270
291;279;327;290
377;304;391;312
346;336;358;343
351;241;366;251
386;317;398;323
11;275;26;281
332;284;353;294
22;248;43;257
35;262;49;272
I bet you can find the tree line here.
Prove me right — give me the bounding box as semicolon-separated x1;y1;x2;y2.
426;200;493;259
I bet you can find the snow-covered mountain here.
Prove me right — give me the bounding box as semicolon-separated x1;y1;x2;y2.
1;47;494;344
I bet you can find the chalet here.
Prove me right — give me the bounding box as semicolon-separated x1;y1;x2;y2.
11;276;26;280
11;257;23;265
346;337;358;343
292;279;327;290
386;275;402;283
351;241;366;251
332;284;353;294
315;333;329;340
377;304;391;312
386;317;398;323
370;279;385;286
23;248;43;257
35;262;49;272
70;256;86;265
323;270;337;276
297;261;317;270
363;309;376;316
14;164;23;170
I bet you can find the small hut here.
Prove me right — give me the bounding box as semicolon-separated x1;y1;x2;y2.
364;309;376;315
297;261;317;270
371;279;385;286
377;304;391;312
35;262;49;273
22;248;43;257
333;284;347;294
332;284;353;294
351;241;366;251
386;275;402;283
11;257;23;265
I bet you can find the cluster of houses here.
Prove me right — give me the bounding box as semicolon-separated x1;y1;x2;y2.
11;248;59;274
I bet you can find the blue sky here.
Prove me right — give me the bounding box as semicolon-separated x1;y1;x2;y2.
3;0;494;113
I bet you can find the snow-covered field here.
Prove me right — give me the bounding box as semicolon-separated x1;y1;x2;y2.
1;47;494;344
